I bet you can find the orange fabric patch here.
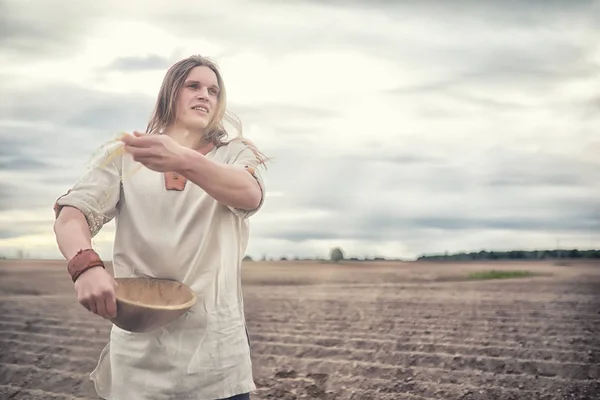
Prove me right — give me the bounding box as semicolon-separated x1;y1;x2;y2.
164;172;187;191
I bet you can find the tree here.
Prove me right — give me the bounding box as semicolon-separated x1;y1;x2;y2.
330;247;344;263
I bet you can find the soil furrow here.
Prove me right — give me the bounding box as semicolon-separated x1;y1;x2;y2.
2;327;598;380
0;384;90;400
254;354;600;400
253;352;599;395
2;294;600;317
251;342;599;380
4;298;600;318
247;322;600;347
1;321;597;355
0;330;108;347
4;307;600;327
0;319;595;356
249;332;598;363
248;317;598;336
3;313;599;338
0;363;95;398
0;339;102;360
0;350;98;372
2;315;597;343
4;341;596;393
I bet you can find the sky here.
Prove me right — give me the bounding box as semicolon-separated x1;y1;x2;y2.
1;0;599;261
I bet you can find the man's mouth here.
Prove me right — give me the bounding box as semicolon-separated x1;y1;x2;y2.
192;105;209;113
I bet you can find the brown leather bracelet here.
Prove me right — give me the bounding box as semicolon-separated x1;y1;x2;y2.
67;249;105;282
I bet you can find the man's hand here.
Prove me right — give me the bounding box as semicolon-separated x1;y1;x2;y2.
74;267;119;319
121;131;190;172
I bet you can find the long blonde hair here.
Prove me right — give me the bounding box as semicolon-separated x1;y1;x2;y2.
146;55;269;166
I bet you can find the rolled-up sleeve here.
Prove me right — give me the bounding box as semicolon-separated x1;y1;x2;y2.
53;142;123;237
227;142;266;219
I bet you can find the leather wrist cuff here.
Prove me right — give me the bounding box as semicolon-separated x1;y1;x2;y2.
68;249;105;282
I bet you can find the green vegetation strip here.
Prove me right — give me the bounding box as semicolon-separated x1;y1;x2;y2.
467;270;536;280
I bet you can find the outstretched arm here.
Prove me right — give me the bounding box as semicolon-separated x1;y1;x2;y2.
176;149;261;210
121;132;263;211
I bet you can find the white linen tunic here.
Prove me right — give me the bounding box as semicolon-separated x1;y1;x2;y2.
53;138;265;400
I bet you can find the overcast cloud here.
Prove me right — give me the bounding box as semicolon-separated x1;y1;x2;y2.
1;0;598;260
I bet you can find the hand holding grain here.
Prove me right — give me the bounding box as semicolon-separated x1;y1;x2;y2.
74;267;118;319
121;131;189;173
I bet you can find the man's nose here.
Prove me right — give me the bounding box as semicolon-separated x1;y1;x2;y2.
196;87;209;99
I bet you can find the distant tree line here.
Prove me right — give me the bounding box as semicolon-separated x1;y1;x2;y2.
6;247;599;263
416;249;600;261
242;247;600;263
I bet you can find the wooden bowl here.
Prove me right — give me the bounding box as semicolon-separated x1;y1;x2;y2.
109;277;197;333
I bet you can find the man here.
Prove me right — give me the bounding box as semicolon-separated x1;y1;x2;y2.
53;55;268;400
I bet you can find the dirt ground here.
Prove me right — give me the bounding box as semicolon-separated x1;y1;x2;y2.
0;259;599;399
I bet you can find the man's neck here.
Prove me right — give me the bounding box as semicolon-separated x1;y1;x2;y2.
163;126;206;149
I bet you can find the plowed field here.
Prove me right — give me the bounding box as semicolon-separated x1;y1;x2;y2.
1;259;599;399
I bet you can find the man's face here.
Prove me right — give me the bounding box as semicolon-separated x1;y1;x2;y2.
175;65;220;131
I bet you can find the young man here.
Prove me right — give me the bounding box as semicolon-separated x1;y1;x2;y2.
53;55;268;400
